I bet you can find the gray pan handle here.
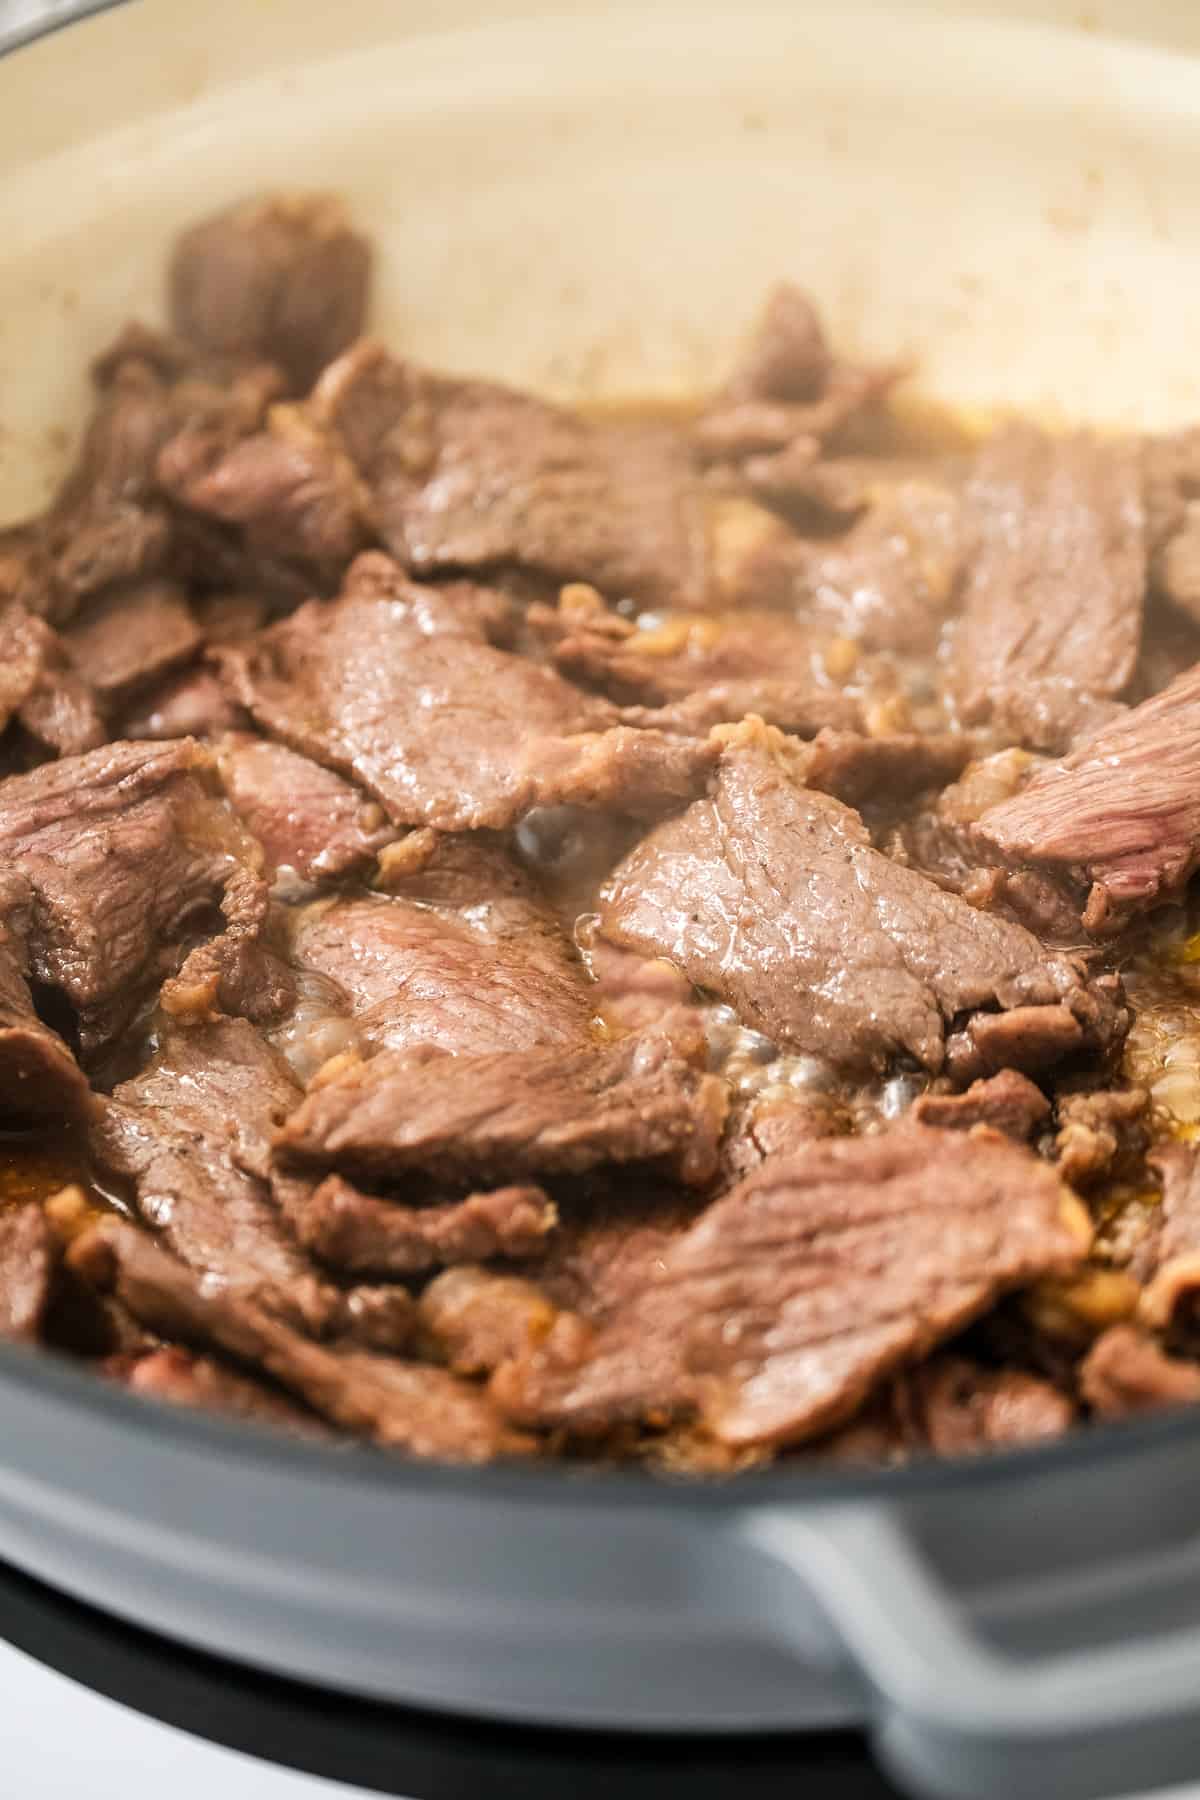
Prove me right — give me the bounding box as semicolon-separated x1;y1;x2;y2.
748;1503;1200;1800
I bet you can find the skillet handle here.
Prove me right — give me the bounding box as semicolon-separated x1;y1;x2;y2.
747;1503;1200;1800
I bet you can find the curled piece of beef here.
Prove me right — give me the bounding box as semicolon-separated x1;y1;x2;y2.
910;1070;1050;1141
119;666;247;742
61;580;201;709
274;1027;728;1190
0;603;105;758
282;1176;556;1278
1138;1143;1200;1328
168;194;371;394
284;835;597;1061
801;728;972;810
900;1356;1074;1455
972;661;1200;934
0;1202;60;1339
215;734;397;886
599;721;1123;1078
417;1267;561;1376
1080;1324;1200;1417
0;738;277;1055
218;555;716;832
494;1123;1090;1448
90;1016;410;1350
124;1344;329;1436
70;1219;533;1462
952;427;1146;751
0;904;91;1122
1053;1086;1149;1188
312;341;708;608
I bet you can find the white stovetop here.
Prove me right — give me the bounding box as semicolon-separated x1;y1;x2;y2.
0;1632;1193;1800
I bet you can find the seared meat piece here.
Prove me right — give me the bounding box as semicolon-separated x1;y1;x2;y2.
0;603;105;757
973;661;1200;934
952;427;1146;751
219;555;716;832
61;580;201;708
600;721;1124;1077
0;1203;59;1339
801;728;972;809
123;1344;329;1436
416;1267;561;1377
911;1070;1050;1141
215;734;396;886
168;194;371;393
274;1027;728;1189
902;1356;1074;1454
1138;1143;1200;1328
71;1219;533;1461
282;1176;556;1278
1080;1324;1200;1417
0;904;91;1122
119;666;248;741
494;1123;1089;1448
0;739;281;1054
1053;1086;1149;1188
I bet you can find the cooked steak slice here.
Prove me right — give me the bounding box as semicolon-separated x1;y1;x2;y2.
215;734;396;885
286;838;596;1058
972;662;1200;934
168;194;371;393
953;427;1145;751
494;1123;1089;1447
0;739;278;1053
1138;1143;1200;1327
62;580;201;706
70;1219;533;1461
90;1017;408;1348
911;1070;1050;1140
1053;1086;1149;1188
901;1356;1074;1454
119;666;248;742
417;1267;561;1376
0;1202;59;1338
312;341;708;608
801;729;972;809
219;555;715;831
0;603;105;757
719;1090;851;1185
274;1028;728;1189
540;593;862;735
600;721;1123;1077
1080;1324;1200;1417
282;1175;556;1277
0;905;91;1121
124;1344;329;1436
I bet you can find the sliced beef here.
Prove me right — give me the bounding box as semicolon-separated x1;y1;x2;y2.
313;341;710;608
90;1017;409;1348
493;1123;1089;1447
0;603;105;758
0;907;91;1122
70;1219;532;1461
801;728;972;810
218;555;715;832
416;1266;561;1376
0;1202;59;1338
286;836;596;1058
1080;1324;1200;1417
0;739;278;1053
124;1344;329;1436
719;1089;852;1185
215;734;396;885
952;427;1146;751
901;1355;1075;1454
1053;1086;1149;1188
911;1070;1050;1141
168;194;371;393
61;580;201;707
119;666;248;742
972;662;1200;935
1138;1143;1200;1328
282;1175;556;1277
274;1027;728;1190
539;591;862;736
599;721;1123;1078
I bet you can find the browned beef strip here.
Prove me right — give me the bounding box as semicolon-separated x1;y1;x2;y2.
312;341;708;608
124;1344;330;1435
902;1356;1075;1454
218;555;715;832
599;722;1123;1078
801;729;972;809
493;1123;1089;1448
0;904;92;1121
90;1017;409;1349
952;427;1146;751
719;1090;852;1186
119;666;248;741
285;836;596;1060
723;283;835;403
168;194;371;394
0;739;278;1054
1138;1143;1200;1327
0;1202;59;1339
215;734;396;885
282;1175;556;1277
0;604;105;758
911;1070;1050;1141
70;1219;532;1461
158;403;371;593
540;594;862;735
1053;1086;1149;1188
61;580;201;707
972;661;1200;934
417;1267;559;1376
274;1028;728;1190
1080;1324;1200;1417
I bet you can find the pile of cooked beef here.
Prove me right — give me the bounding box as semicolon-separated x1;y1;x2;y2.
8;196;1200;1470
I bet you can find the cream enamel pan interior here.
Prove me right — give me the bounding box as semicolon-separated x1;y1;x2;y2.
5;0;1200;531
